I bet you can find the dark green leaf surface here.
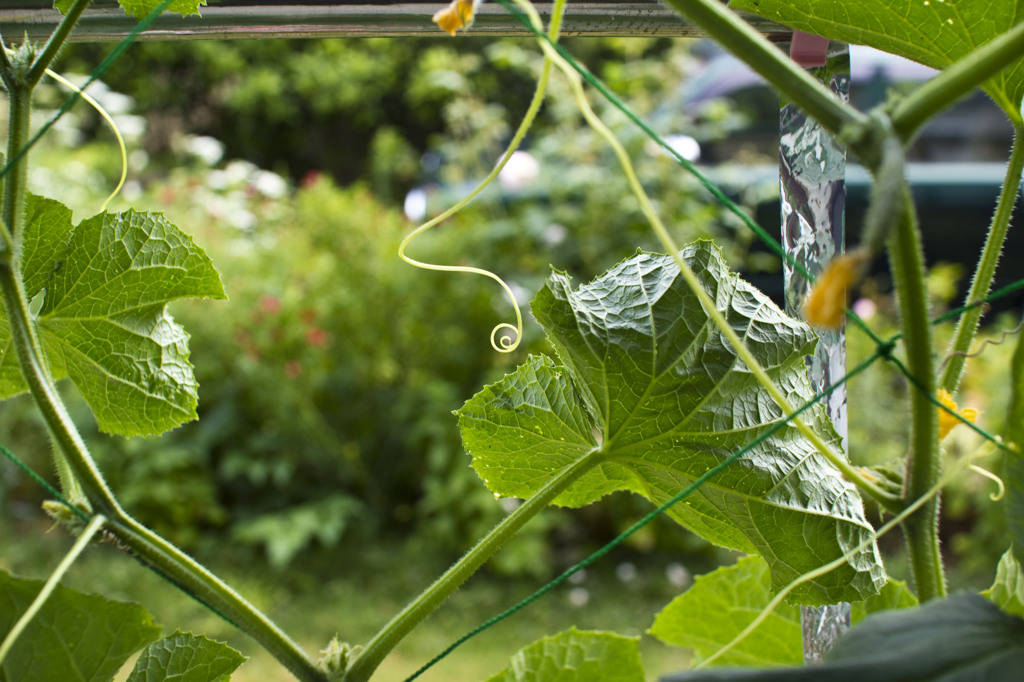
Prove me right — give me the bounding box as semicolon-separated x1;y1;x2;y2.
649;557;802;667
730;0;1024;124
458;244;883;604
0;569;161;682
0;195;225;435
126;630;246;682
484;628;644;682
661;594;1024;682
55;0;205;17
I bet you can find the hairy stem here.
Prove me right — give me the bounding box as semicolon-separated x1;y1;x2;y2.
887;184;945;602
940;124;1024;393
3;81;31;244
892;21;1024;139
345;449;606;682
27;0;93;87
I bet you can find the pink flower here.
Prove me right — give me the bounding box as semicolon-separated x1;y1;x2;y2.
306;327;330;347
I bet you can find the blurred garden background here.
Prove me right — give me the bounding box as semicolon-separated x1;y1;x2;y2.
0;33;1020;680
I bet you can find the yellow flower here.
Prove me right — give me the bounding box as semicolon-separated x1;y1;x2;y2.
432;0;478;36
802;252;865;328
937;388;978;439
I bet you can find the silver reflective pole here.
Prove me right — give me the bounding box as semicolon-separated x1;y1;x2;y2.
780;35;851;663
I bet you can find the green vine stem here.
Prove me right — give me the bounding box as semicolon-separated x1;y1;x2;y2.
0;253;329;682
344;449;606;682
891;21;1024;139
0;21;330;682
940;124;1024;394
0;514;106;665
27;0;94;87
662;0;869;145
886;181;945;602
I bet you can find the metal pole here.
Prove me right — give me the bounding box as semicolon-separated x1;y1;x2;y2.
0;1;789;41
779;36;852;664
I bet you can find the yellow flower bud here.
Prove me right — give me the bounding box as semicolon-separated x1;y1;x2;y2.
937;388;978;439
432;0;478;36
802;252;866;328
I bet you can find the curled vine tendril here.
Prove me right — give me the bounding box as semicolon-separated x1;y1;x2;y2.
11;55;129;212
400;0;567;354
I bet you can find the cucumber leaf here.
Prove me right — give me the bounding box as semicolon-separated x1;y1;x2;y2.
484;628;644;682
983;548;1024;618
649;557;802;668
660;594;1024;682
0;194;226;436
126;630;246;682
729;0;1024;125
0;569;162;682
55;0;206;18
457;243;883;605
650;557;916;669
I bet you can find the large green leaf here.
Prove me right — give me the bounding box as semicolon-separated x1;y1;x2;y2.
0;194;226;436
730;0;1024;125
649;557;802;668
126;630;246;682
457;243;883;605
484;628;644;682
55;0;205;17
661;594;1024;681
0;569;162;682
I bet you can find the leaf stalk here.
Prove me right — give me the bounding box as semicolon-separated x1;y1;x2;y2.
886;185;945;601
345;449;606;682
27;0;94;87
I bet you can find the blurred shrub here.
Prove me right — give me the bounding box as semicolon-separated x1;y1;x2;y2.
17;35;761;574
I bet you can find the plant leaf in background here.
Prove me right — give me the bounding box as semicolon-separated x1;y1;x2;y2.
484;628;644;682
55;0;206;18
649;556;802;668
0;569;162;682
983;548;1024;618
660;594;1024;681
0;194;226;436
729;0;1024;125
649;557;916;668
126;630;246;682
458;243;883;605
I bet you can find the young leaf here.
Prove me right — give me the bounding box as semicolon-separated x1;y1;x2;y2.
729;0;1024;125
649;556;802;668
0;195;226;436
54;0;206;18
0;569;162;682
660;594;1024;682
484;628;644;682
983;548;1024;618
458;243;883;604
126;630;246;682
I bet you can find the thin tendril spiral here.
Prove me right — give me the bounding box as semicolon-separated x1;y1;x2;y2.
399;1;559;354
